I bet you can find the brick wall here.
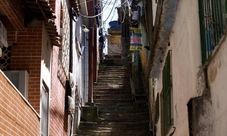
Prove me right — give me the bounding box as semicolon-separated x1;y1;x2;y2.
7;22;43;113
49;46;69;136
0;71;40;136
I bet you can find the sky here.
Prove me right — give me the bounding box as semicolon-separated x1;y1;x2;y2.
102;0;121;34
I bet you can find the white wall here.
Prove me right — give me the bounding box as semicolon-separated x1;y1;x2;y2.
152;0;157;26
154;0;202;135
41;24;52;89
207;36;227;136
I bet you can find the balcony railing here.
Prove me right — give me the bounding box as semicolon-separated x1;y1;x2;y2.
199;0;227;64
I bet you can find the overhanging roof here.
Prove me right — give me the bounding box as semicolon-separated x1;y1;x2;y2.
0;0;25;30
25;0;60;46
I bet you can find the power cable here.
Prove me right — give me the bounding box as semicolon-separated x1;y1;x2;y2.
78;0;112;18
103;0;117;23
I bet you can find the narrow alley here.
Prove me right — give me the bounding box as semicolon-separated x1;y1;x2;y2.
1;0;227;136
77;60;150;136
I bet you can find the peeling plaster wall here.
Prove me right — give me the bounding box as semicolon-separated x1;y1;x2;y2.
170;0;202;135
207;35;227;136
154;0;203;135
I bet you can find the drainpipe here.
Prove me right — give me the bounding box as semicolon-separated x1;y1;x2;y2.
88;26;94;103
93;27;97;83
87;0;95;103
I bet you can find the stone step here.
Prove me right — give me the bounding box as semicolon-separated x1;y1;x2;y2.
94;82;130;85
98;112;149;122
95;102;135;107
79;121;149;130
77;129;150;136
97;103;148;113
98;68;131;71
98;71;131;74
77;60;150;136
93;89;131;94
93;85;131;89
97;79;130;83
98;75;131;79
94;94;132;100
94;99;133;104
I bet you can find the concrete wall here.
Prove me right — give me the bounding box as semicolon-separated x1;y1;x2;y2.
71;17;84;132
154;0;202;135
170;0;202;134
108;35;122;56
207;36;227;136
0;71;40;136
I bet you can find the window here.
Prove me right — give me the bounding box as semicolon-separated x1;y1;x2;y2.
162;51;172;135
199;0;227;63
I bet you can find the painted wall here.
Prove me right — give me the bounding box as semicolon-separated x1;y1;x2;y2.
207;36;227;136
154;0;202;135
152;0;158;26
0;71;40;136
71;17;84;131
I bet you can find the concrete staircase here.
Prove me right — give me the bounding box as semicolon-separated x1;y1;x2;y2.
77;61;150;136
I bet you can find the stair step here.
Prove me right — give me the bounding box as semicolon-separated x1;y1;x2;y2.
94;94;132;100
94;82;130;86
77;129;150;136
93;85;131;89
94;92;131;95
97;104;148;113
77;60;150;136
79;121;149;130
98;112;149;122
96;79;130;83
94;99;133;104
93;89;131;94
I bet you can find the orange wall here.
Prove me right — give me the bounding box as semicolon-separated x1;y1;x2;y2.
7;23;43;113
0;71;40;136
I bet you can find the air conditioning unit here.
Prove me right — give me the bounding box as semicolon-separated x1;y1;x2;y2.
0;21;8;48
3;70;29;99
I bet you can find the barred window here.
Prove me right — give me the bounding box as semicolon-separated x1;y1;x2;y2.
199;0;227;63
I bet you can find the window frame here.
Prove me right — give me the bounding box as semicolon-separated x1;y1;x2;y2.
199;0;227;64
162;51;173;136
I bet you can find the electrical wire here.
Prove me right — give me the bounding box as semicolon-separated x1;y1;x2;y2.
78;0;113;18
103;0;117;23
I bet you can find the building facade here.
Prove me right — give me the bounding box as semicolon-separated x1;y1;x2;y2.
0;0;94;135
146;0;227;136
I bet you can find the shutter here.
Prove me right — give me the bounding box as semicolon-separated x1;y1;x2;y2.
163;51;172;135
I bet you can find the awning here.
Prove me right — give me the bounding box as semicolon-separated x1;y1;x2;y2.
25;0;60;46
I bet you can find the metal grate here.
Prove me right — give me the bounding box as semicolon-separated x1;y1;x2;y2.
199;0;227;63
